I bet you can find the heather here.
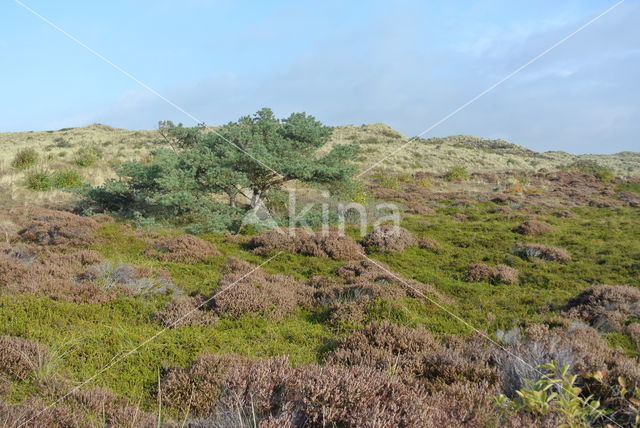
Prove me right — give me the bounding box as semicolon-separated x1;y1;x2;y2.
0;136;638;426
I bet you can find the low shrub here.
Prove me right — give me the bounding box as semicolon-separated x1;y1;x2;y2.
0;399;85;428
418;237;439;251
444;166;469;182
407;203;435;215
466;263;498;282
362;225;418;252
249;228;363;260
511;243;571;263
144;234;221;263
172;354;432;426
326;321;437;376
495;264;519;285
452;213;468;222
513;220;555;236
155;296;217;328
212;258;313;319
0;335;50;380
162;353;241;415
563;284;640;332
18;207;103;247
51;169;82;188
24;170;52;191
11;148;38;170
465;263;519;284
78;262;177;294
72;147;101;167
566;160;615;182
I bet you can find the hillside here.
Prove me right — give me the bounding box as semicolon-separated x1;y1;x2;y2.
0;122;640;426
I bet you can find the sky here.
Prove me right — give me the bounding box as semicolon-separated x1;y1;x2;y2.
1;0;638;154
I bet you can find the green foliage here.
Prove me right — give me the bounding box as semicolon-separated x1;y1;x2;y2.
566;160;615;182
73;146;102;167
199;108;358;207
52;137;73;148
11;148;38;169
496;362;606;427
444;166;469;181
52;169;82;188
83;109;358;232
616;181;640;195
24;170;52;191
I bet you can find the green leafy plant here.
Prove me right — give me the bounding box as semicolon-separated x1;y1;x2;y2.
495;361;606;427
52;169;82;189
566;160;615;182
24;170;52;191
83;109;358;232
11;148;38;170
444;166;469;182
73;147;102;167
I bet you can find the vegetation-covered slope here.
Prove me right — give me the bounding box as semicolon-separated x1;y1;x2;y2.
1;118;640;426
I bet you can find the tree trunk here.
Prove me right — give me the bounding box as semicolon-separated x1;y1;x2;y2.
228;192;236;208
250;190;263;210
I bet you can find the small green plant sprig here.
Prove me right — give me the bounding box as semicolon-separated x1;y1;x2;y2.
495;361;606;428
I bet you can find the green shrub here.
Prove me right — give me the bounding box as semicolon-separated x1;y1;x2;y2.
495;362;606;426
24;170;52;191
52;169;82;188
444;166;469;181
52;137;72;148
11;148;38;170
73;147;101;167
566;160;615;182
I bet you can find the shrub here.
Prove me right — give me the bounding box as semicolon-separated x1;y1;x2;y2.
162;353;241;415
212;258;313;319
78;262;177;294
0;335;50;380
444;166;469;181
495;264;519;285
513;220;555;236
155;296;217;328
418;237;439;251
72;147;101;167
326;321;437;375
452;213;468;222
0;399;84;428
466;263;498;282
11;148;38;169
496;361;606;426
566;160;615;182
511;243;571;263
51;169;82;188
362;225;418;252
18;207;103;247
563;284;640;331
144;234;221;263
24;170;52;191
249;228;363;260
408;203;435;215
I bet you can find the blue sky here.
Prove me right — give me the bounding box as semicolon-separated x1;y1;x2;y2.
1;0;638;153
